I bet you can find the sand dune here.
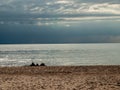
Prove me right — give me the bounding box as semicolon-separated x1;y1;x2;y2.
0;66;120;90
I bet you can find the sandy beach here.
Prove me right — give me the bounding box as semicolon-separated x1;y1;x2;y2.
0;66;120;90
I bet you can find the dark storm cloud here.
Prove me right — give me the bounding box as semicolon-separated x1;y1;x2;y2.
0;20;120;43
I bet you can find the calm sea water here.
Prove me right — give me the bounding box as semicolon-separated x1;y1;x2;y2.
0;43;120;66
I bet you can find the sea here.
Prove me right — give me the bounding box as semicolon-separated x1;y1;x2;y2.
0;43;120;66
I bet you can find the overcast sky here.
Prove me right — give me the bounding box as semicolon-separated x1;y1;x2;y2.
0;0;120;44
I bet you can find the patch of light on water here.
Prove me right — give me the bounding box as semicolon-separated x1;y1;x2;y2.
0;43;120;66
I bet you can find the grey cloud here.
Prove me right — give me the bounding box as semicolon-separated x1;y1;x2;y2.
0;0;120;43
0;16;120;26
78;0;120;4
1;0;120;16
0;17;120;44
0;0;120;26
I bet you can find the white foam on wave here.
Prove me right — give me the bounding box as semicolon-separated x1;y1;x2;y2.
0;58;4;61
0;58;16;62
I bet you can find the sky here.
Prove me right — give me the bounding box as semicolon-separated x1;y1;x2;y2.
0;0;120;44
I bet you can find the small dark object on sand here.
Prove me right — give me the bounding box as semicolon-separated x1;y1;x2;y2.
30;62;46;66
116;82;120;86
36;63;39;66
30;62;36;66
40;63;46;66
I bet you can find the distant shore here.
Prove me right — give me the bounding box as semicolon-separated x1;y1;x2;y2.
0;65;120;90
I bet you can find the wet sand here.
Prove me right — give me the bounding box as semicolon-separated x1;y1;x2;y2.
0;66;120;90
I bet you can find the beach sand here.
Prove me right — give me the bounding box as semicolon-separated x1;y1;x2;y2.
0;66;120;90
